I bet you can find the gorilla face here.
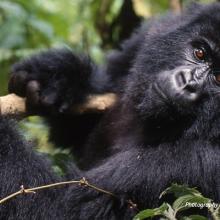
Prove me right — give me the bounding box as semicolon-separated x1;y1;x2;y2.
155;64;209;105
127;4;220;120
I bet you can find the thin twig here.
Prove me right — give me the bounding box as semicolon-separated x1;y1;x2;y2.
81;178;115;197
0;177;138;210
0;180;81;204
169;0;182;13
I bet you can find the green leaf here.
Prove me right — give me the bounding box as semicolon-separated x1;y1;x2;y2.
29;17;54;39
0;1;26;18
133;203;168;220
160;184;202;199
173;194;210;212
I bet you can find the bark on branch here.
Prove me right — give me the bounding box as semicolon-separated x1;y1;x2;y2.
169;0;182;13
0;93;117;117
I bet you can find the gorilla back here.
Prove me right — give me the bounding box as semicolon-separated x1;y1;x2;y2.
1;2;220;219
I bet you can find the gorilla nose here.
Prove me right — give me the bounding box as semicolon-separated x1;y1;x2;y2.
174;68;199;92
174;67;207;89
173;68;203;101
175;69;193;88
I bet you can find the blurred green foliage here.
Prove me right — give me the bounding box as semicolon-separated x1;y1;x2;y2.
0;0;105;95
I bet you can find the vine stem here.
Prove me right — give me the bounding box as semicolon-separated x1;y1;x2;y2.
0;180;81;204
0;177;137;210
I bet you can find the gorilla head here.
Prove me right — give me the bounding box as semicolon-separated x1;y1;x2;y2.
124;3;220;126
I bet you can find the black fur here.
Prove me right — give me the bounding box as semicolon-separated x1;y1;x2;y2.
1;2;220;219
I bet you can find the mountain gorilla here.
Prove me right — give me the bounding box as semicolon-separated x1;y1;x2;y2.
0;2;219;219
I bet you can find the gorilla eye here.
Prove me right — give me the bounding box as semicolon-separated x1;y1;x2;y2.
194;48;206;61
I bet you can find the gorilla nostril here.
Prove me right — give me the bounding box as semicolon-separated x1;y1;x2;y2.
175;71;188;87
180;71;187;85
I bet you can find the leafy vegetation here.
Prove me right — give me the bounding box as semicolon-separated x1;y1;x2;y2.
134;184;220;220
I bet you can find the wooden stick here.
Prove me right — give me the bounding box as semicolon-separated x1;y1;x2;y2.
0;93;117;116
73;93;117;114
169;0;182;13
0;94;26;116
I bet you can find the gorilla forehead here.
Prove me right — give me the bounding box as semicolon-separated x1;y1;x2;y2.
147;3;220;45
134;4;220;74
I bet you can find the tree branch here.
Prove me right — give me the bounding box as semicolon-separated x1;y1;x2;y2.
169;0;182;13
0;93;117;117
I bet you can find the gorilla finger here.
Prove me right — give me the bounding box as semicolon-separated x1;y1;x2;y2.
26;80;41;106
8;71;28;96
